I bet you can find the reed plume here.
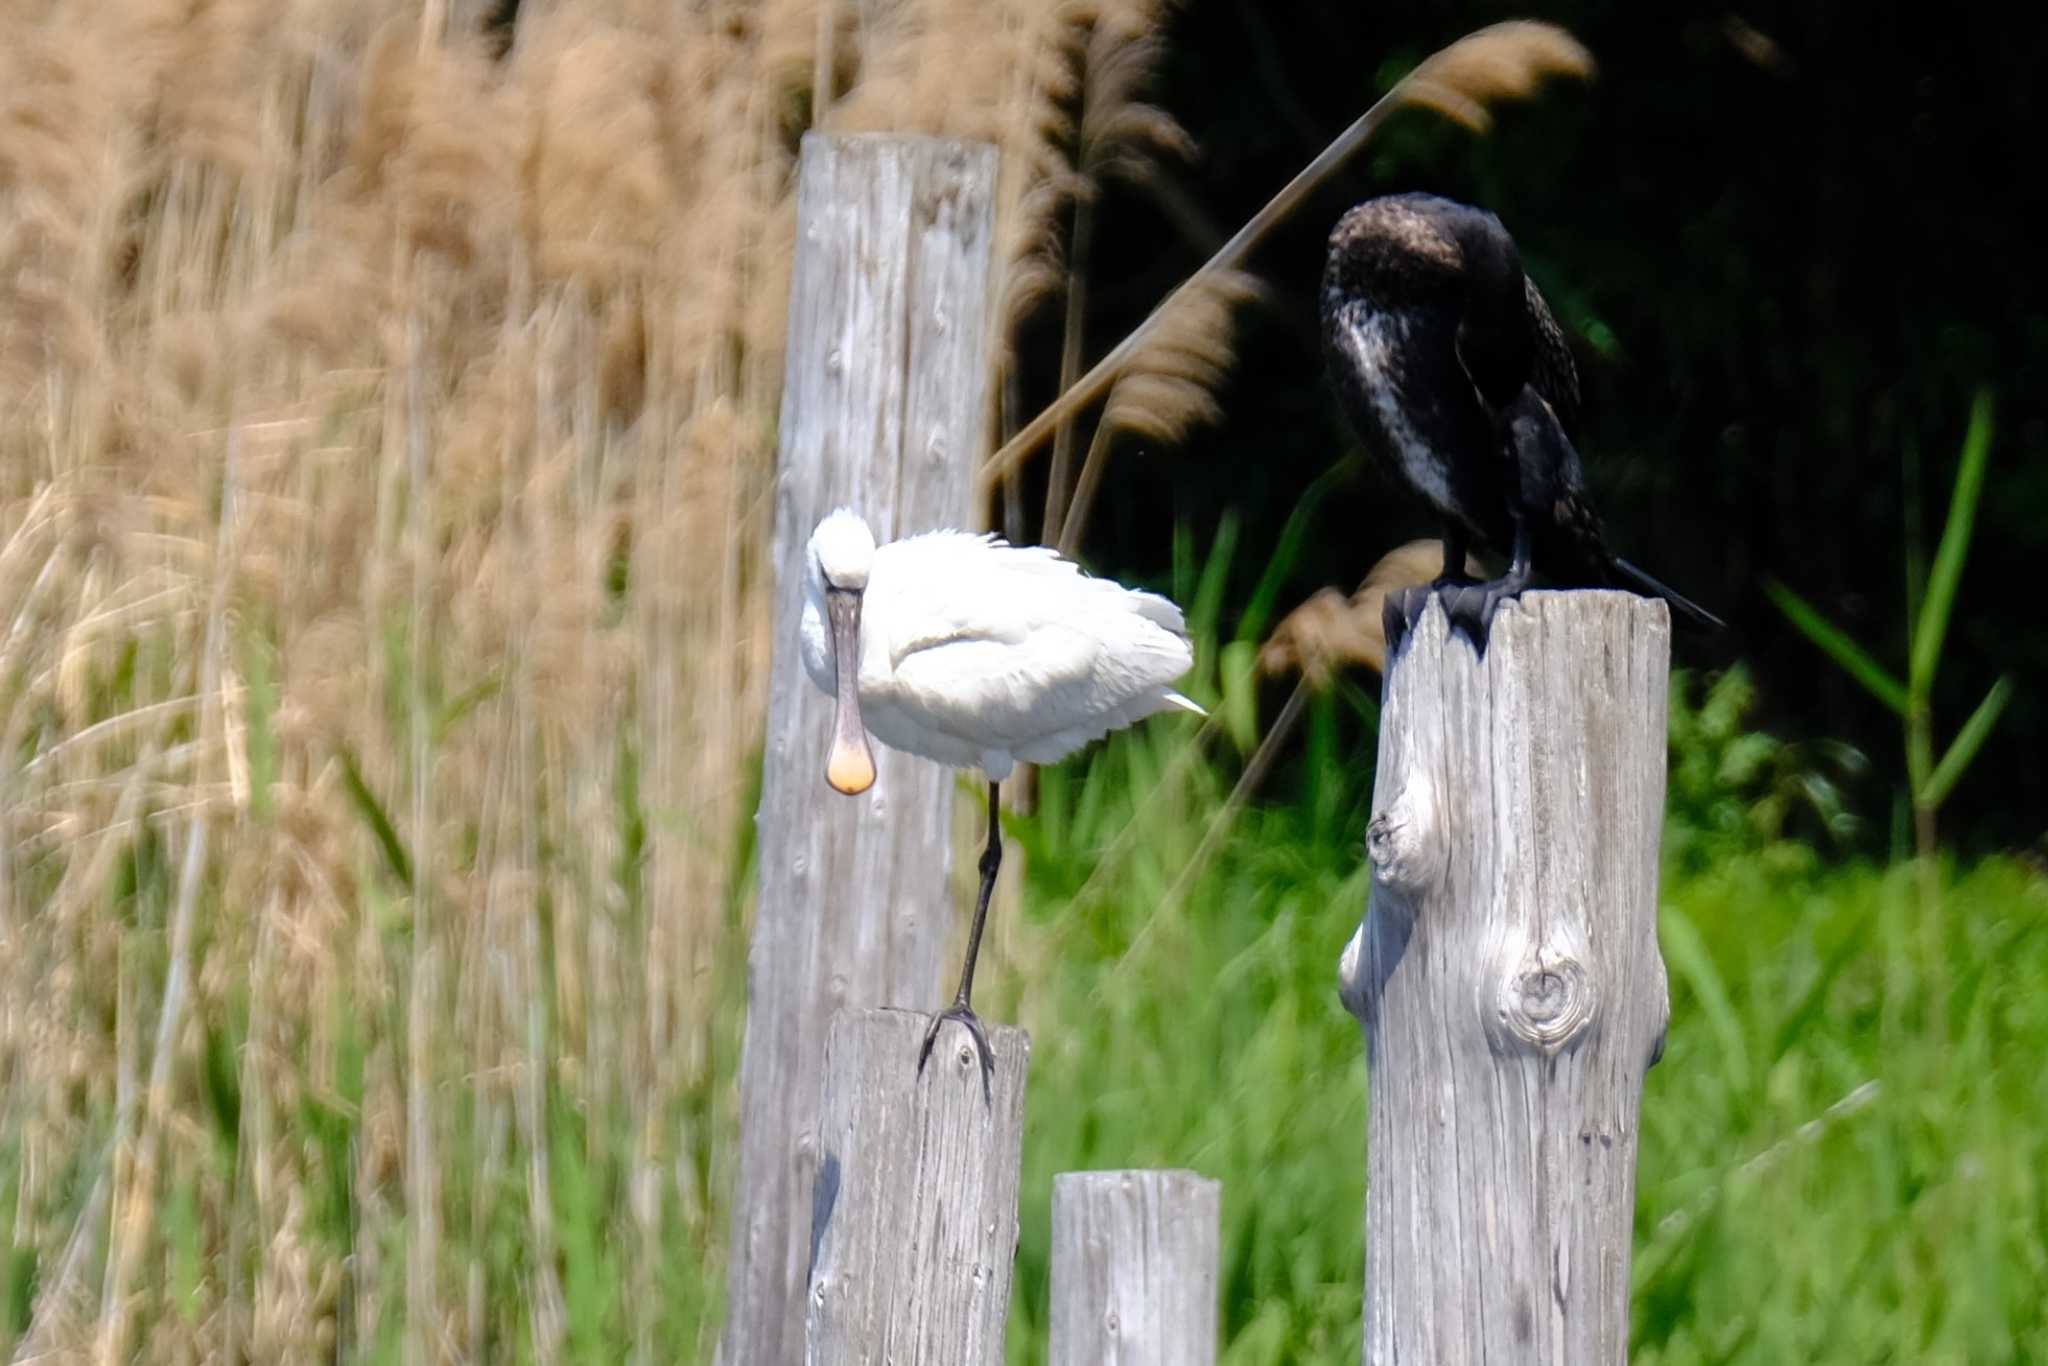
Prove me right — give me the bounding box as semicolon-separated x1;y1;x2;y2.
1058;268;1261;557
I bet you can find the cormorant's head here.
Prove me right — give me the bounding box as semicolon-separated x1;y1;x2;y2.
1323;193;1513;313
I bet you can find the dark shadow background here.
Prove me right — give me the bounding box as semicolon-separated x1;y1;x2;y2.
1018;2;2046;854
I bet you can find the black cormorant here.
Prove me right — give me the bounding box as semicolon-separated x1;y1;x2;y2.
1321;192;1723;653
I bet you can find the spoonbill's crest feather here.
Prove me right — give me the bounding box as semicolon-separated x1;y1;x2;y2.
799;517;1201;783
809;507;877;590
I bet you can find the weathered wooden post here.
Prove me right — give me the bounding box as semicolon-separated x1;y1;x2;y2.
721;133;998;1366
803;1008;1030;1364
1338;593;1672;1365
1049;1169;1220;1366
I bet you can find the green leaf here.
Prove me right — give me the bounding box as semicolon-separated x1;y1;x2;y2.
432;668;503;744
1769;921;1865;1063
1186;511;1238;645
202;1018;242;1158
1910;389;1994;697
1237;453;1360;645
337;746;414;890
1660;904;1751;1097
7;1243;37;1337
1764;580;1908;715
1917;674;2014;810
239;634;278;821
1219;640;1259;752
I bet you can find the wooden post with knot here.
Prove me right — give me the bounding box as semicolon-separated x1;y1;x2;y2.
1338;592;1672;1365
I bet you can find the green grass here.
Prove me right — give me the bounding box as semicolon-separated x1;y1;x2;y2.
1634;855;2048;1364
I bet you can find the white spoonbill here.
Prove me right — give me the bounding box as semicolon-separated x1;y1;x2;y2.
801;507;1204;1096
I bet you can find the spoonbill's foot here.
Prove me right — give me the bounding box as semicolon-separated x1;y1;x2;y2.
917;1003;995;1107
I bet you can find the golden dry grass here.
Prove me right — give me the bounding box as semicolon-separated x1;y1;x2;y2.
0;1;1102;1360
1391;20;1595;133
1258;538;1483;685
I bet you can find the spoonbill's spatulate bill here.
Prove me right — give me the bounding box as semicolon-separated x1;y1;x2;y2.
800;508;1203;1098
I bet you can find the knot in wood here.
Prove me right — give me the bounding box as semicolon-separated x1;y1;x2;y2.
1487;952;1596;1055
1364;778;1443;894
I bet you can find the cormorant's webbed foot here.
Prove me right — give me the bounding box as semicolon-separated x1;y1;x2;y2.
1382;584;1423;661
916;1002;995;1106
1442;568;1535;656
1383;572;1482;662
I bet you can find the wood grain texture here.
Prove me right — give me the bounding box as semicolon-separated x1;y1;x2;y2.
1337;592;1672;1366
804;1008;1030;1366
1049;1169;1220;1366
721;133;998;1366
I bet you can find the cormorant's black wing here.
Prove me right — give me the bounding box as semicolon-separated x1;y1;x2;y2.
1522;277;1581;437
1448;210;1535;421
1505;387;1594;540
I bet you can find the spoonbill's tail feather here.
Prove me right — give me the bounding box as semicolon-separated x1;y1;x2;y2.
1163;691;1206;716
1128;589;1191;636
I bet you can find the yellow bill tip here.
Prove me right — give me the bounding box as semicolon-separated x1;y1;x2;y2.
826;738;876;795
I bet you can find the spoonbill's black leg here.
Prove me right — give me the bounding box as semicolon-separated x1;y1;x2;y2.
918;779;1001;1105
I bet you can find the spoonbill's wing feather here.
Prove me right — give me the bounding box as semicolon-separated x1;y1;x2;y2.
868;531;1196;761
878;531;1189;627
889;625;1105;743
888;621;1192;756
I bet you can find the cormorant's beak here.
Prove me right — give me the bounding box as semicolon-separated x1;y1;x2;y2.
824;587;875;795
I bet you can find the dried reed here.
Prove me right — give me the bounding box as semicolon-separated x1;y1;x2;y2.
0;1;813;1358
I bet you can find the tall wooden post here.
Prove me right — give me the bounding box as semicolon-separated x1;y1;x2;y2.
721;133;998;1366
1338;593;1672;1365
803;1009;1030;1365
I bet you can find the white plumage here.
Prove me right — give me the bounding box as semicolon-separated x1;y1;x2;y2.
799;508;1202;787
798;506;1202;1096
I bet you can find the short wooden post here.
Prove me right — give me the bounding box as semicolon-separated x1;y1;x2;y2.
1049;1170;1220;1366
1338;593;1672;1365
803;1008;1030;1365
721;133;998;1366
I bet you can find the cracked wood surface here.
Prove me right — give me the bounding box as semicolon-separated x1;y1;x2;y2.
722;133;998;1366
1339;591;1672;1365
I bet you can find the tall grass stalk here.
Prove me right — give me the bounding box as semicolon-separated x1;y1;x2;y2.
1768;391;2011;862
1767;390;2014;1031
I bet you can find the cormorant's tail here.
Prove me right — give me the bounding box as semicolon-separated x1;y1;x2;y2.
1610;557;1726;632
